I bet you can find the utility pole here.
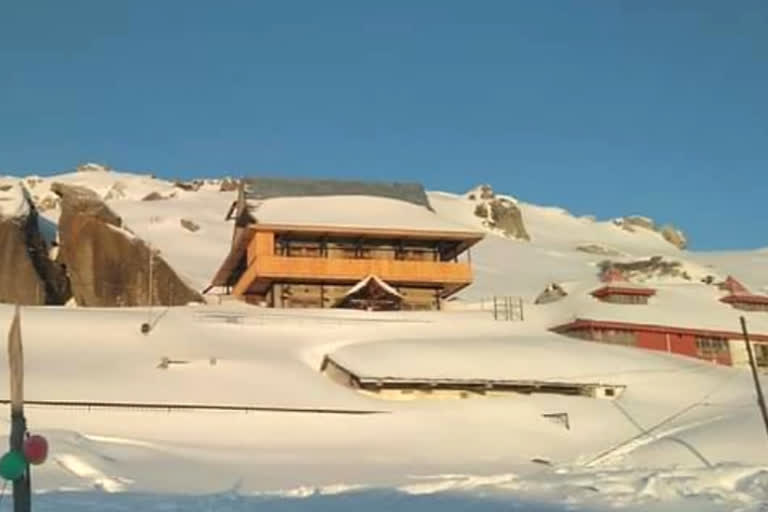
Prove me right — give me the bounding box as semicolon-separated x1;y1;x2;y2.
740;316;768;440
8;305;31;512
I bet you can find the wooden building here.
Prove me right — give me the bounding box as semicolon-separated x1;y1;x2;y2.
210;177;484;310
552;318;768;367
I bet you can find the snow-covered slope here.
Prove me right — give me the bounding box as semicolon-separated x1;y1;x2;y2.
2;165;767;511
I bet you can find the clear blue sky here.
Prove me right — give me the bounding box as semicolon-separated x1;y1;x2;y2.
2;1;766;250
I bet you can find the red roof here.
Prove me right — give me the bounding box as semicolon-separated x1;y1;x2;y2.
591;285;656;298
721;294;768;305
552;318;768;342
719;276;750;295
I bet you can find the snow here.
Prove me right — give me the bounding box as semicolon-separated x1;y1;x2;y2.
0;178;31;219
1;168;768;510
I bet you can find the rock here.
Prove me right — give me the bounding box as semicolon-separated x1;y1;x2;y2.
0;180;70;305
219;178;238;192
486;199;530;240
615;216;688;249
76;162;110;173
180;218;200;232
535;283;567;304
576;244;624;257
622;216;656;231
104;181;128;201
468;185;530;241
142;191;168;201
53;183;203;307
37;196;60;212
661;225;688;249
598;256;689;281
174;180;204;192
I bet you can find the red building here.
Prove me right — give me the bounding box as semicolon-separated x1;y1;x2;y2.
552;318;768;367
590;285;656;305
718;276;768;313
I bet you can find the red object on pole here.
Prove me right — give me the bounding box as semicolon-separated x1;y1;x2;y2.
22;435;47;466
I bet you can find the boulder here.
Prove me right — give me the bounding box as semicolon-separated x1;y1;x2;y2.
535;283;567;305
53;183;203;307
142;191;168;201
0;180;70;305
468;185;530;241
180;218;200;232
174;180;204;192
661;225;687;250
622;216;656;231
219;178;239;192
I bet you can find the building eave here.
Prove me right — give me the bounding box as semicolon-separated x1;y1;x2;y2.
551;318;768;342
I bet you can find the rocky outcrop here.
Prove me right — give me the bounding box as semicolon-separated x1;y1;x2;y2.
469;185;530;241
53;183;203;307
0;180;70;305
660;225;687;250
219;178;238;192
174;180;204;192
598;256;691;281
576;244;625;257
614;216;688;249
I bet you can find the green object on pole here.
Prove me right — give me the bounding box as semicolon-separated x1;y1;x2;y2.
0;451;26;481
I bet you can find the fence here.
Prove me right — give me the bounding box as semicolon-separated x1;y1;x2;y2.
480;296;524;321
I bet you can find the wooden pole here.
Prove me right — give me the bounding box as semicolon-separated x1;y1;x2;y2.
8;305;31;512
740;316;768;440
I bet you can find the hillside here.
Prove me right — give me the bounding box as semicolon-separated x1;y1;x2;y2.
0;165;767;511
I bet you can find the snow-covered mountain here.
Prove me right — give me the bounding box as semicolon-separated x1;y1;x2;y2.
1;164;767;511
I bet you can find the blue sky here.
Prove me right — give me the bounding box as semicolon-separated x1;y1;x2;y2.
1;1;766;250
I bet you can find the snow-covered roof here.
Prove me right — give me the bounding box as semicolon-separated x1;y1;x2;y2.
249;195;484;237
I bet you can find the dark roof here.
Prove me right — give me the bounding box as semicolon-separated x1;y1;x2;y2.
242;177;433;210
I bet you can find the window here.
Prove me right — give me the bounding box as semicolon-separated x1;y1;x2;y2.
695;337;728;359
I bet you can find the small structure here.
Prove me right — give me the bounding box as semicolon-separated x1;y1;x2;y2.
320;356;625;401
335;275;403;311
718;276;768;313
590;285;656;305
552;318;768;367
591;267;656;305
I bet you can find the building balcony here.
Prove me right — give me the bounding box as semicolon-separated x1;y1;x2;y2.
235;254;473;297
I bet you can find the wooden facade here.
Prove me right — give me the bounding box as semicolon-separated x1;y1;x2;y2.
215;224;482;310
